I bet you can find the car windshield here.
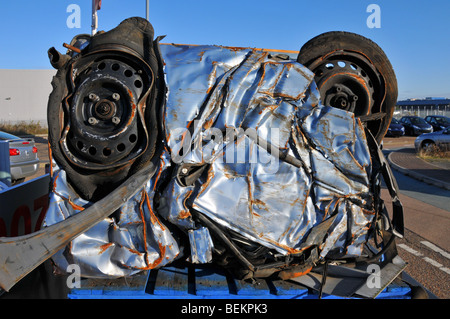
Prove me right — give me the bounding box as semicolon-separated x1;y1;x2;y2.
410;117;427;124
0;131;20;141
391;118;400;124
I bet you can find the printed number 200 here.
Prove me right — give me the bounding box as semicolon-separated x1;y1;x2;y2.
0;194;49;237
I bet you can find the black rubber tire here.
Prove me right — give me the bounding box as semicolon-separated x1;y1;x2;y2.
297;31;398;143
47;17;163;201
420;140;437;154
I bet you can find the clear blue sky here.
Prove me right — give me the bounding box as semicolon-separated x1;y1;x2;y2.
0;0;449;100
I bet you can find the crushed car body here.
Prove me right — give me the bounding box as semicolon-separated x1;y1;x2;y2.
0;17;406;297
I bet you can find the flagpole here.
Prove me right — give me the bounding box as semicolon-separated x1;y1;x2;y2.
146;0;149;21
91;0;99;36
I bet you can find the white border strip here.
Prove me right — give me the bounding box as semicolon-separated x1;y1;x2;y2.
421;241;450;260
398;243;450;275
397;244;422;256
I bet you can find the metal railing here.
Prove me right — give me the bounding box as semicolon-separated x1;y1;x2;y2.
393;105;450;119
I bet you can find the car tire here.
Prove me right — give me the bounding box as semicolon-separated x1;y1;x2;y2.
297;31;398;143
421;141;437;154
47;17;164;201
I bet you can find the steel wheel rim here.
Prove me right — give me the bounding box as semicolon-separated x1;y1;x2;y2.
307;51;384;117
59;53;154;170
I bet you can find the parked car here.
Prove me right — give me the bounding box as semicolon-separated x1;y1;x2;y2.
0;131;39;185
424;115;450;132
399;116;433;136
415;126;450;153
386;118;405;137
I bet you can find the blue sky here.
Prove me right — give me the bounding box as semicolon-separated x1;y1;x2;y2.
0;0;449;100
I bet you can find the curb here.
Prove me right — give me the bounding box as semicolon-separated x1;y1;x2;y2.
387;151;450;191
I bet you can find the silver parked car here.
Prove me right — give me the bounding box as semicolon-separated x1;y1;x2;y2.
415;126;450;153
0;131;39;184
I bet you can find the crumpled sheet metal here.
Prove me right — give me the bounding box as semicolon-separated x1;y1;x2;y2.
44;44;375;277
46;156;181;278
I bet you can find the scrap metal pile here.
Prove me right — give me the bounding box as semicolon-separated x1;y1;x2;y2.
43;17;403;282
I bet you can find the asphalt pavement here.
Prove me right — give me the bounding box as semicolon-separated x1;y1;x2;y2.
388;146;450;191
382;137;449;299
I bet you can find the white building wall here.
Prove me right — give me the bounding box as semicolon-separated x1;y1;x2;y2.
0;69;56;126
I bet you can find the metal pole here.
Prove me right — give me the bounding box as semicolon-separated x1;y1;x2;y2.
91;0;98;36
146;0;149;21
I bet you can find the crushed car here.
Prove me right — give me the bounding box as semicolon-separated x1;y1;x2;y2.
0;17;407;298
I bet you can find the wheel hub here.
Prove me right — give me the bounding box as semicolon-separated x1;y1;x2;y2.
310;53;379;117
324;84;359;113
61;57;151;169
94;99;116;120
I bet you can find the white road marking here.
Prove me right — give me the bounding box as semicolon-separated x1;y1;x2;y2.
420;241;450;260
398;244;423;256
398;243;450;275
441;267;450;275
423;257;443;268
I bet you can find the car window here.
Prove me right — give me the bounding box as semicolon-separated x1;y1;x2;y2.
0;131;20;141
436;117;450;124
410;117;426;124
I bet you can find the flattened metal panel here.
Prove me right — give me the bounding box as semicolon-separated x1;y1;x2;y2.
353;256;408;299
44;160;181;279
160;44;250;151
192;144;316;254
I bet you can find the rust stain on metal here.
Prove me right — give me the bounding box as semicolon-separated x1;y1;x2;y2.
127;247;142;255
198;50;206;61
63;43;81;54
124;89;138;128
227;46;249;53
52;174;86;211
47;140;54;177
138;191;149;259
153;154;166;191
197;165;215;197
144;191;165;230
148;242;166;269
98;243;114;254
178;210;191;220
246;171;262;218
159;43;299;55
206;61;219;94
203;116;216;130
178;189;193;220
258;103;279;115
279;265;313;280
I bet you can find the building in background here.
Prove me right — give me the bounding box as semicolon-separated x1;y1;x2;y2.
395;97;450;119
0;69;56;126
